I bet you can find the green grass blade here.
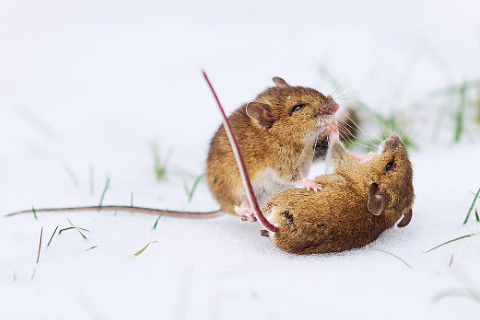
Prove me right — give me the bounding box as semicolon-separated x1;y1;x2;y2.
476;86;480;123
133;241;158;256
77;230;88;240
464;187;480;224
63;166;79;186
453;84;467;142
153;211;165;230
99;177;111;207
59;222;90;241
188;174;204;202
59;226;77;234
32;206;37;220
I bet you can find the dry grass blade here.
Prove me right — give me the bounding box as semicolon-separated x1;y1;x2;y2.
373;248;412;269
434;289;480;303
36;227;43;264
47;226;59;248
133;241;158;256
425;233;477;252
449;254;454;267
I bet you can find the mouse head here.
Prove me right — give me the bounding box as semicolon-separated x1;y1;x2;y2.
359;135;414;226
245;77;339;146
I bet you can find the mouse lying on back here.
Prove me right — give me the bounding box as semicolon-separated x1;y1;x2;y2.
261;121;414;255
206;77;339;219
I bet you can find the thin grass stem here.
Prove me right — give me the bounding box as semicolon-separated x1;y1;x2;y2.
36;227;43;264
426;233;477;252
47;226;58;248
153;211;165;230
464;187;480;224
133;241;158;256
99;177;111;207
373;248;412;269
63;166;79;187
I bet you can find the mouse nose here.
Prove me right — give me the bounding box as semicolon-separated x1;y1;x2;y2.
383;135;401;151
326;96;339;114
316;98;339;116
387;135;400;143
327;101;339;114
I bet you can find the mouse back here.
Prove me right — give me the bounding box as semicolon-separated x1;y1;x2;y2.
262;134;414;255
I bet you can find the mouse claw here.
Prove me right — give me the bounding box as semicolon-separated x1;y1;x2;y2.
259;229;270;237
300;177;322;192
234;206;257;223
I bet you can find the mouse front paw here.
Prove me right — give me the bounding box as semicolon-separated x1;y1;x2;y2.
234;206;257;223
300;176;322;192
327;118;339;140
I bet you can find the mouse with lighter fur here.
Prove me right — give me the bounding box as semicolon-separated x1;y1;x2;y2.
206;77;339;218
261;123;414;255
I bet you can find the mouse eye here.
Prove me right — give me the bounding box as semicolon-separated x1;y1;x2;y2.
291;104;304;114
385;161;395;172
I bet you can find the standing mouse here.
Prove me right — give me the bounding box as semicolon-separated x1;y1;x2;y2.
206;77;339;220
260;121;414;254
5;75;340;222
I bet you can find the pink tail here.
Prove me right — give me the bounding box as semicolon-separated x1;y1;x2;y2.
202;70;278;233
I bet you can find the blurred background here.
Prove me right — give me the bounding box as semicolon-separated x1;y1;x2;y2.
1;0;479;210
1;1;480;319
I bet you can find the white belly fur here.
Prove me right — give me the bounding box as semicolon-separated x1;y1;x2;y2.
251;168;297;206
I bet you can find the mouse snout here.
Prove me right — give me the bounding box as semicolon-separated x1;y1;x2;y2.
387;134;400;142
382;135;401;152
316;98;339;116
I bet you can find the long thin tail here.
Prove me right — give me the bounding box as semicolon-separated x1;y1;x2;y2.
5;206;222;218
202;70;278;233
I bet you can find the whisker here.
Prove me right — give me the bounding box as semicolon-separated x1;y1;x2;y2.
341;111;377;142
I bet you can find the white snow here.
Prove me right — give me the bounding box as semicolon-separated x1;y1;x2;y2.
1;1;480;319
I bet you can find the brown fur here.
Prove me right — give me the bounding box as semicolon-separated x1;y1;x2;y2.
262;134;414;255
206;78;338;214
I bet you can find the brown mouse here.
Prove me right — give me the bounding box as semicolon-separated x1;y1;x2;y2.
260;121;414;254
206;77;339;220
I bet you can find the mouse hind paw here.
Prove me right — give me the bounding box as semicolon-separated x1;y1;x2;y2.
234;206;257;223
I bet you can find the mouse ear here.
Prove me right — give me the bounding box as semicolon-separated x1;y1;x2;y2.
246;102;276;128
367;183;385;216
272;77;290;88
397;208;412;227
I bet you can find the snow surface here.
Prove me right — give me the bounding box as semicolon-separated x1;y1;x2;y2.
1;1;480;319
